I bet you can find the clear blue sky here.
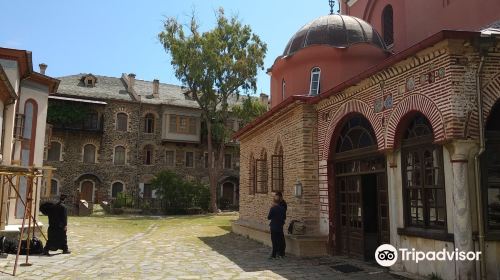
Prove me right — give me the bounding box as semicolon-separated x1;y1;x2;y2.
0;0;335;95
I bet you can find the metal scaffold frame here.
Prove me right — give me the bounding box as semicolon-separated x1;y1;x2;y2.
0;165;47;276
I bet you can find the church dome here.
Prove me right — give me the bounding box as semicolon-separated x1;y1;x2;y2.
283;14;387;56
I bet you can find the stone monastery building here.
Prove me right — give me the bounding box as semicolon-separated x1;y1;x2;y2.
233;1;500;279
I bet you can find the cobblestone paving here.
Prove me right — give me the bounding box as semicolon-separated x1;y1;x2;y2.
0;214;401;279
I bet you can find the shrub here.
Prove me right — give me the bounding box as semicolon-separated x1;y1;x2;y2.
151;171;210;214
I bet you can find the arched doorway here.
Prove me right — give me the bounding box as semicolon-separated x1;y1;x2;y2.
484;101;500;232
80;180;95;203
329;115;389;260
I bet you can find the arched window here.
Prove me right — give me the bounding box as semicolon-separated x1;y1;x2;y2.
271;142;284;192
83;144;96;163
256;149;268;193
336;116;376;153
249;153;255;195
144;145;153;165
382;5;394;47
282;79;286;101
50;179;59;196
401;114;445;229
144;113;155;133
484;102;500;231
114;146;126;165
111;182;124;198
116;113;128;131
47;141;62;161
309;67;321;96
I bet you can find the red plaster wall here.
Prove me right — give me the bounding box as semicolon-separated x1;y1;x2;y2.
270;44;388;108
344;0;500;53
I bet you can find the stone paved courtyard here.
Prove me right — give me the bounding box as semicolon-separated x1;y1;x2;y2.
0;213;404;279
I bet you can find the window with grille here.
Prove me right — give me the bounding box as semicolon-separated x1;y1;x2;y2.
249;154;256;195
402;115;446;229
114;146;126;165
256;159;268;193
116;113;128;131
185;151;194;168
83;144;96;163
166;150;175;166
144;146;153;165
144;114;155;133
309;67;321;96
169;115;197;135
271;155;284;192
47;141;62;161
382;5;394;47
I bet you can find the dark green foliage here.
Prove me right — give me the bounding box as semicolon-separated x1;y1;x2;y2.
47;101;89;125
151;171;210;214
231;96;268;127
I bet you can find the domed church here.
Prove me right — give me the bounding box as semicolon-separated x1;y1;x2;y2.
233;1;500;279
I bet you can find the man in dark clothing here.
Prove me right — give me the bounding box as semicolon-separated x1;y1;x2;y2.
275;192;287;257
43;194;70;255
267;197;286;259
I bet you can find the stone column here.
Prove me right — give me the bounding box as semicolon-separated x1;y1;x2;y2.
446;140;478;280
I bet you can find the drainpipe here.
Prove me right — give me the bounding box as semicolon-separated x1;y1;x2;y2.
473;52;486;280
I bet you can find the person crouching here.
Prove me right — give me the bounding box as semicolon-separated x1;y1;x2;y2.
267;197;285;259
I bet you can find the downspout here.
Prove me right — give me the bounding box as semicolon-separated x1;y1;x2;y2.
473;51;486;280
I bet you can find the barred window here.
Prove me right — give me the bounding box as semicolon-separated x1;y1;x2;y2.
256;159;268;193
271;155;284;192
249;154;255;195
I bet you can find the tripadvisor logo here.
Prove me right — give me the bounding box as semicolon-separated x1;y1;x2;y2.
374;244;482;267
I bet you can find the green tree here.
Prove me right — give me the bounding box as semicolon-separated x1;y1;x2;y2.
158;8;267;212
231;95;268;127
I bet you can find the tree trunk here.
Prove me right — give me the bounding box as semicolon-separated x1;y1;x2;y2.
206;121;218;213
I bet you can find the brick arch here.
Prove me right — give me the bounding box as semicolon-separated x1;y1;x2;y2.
483;71;500;122
385;94;445;149
322;99;383;160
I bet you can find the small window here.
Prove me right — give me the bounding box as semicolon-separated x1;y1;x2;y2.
114;146;126;165
282;80;286;100
86;78;94;87
144;146;153;165
144;114;155;133
224;154;232;169
165;150;175;166
382;5;394;47
116;113;128;131
185;151;194;168
309;67;321;96
50;179;59;196
83;144;96;163
47;141;62;161
111;182;124;198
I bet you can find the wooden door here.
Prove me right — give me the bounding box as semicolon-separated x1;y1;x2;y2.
81;181;94;202
337;175;364;258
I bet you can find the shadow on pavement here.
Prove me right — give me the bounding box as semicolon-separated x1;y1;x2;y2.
199;231;396;280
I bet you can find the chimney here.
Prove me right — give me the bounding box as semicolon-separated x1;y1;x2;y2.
39;63;47;75
127;73;136;91
260;93;269;108
153;79;160;98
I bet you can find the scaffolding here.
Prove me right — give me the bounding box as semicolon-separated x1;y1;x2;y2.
0;165;46;276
